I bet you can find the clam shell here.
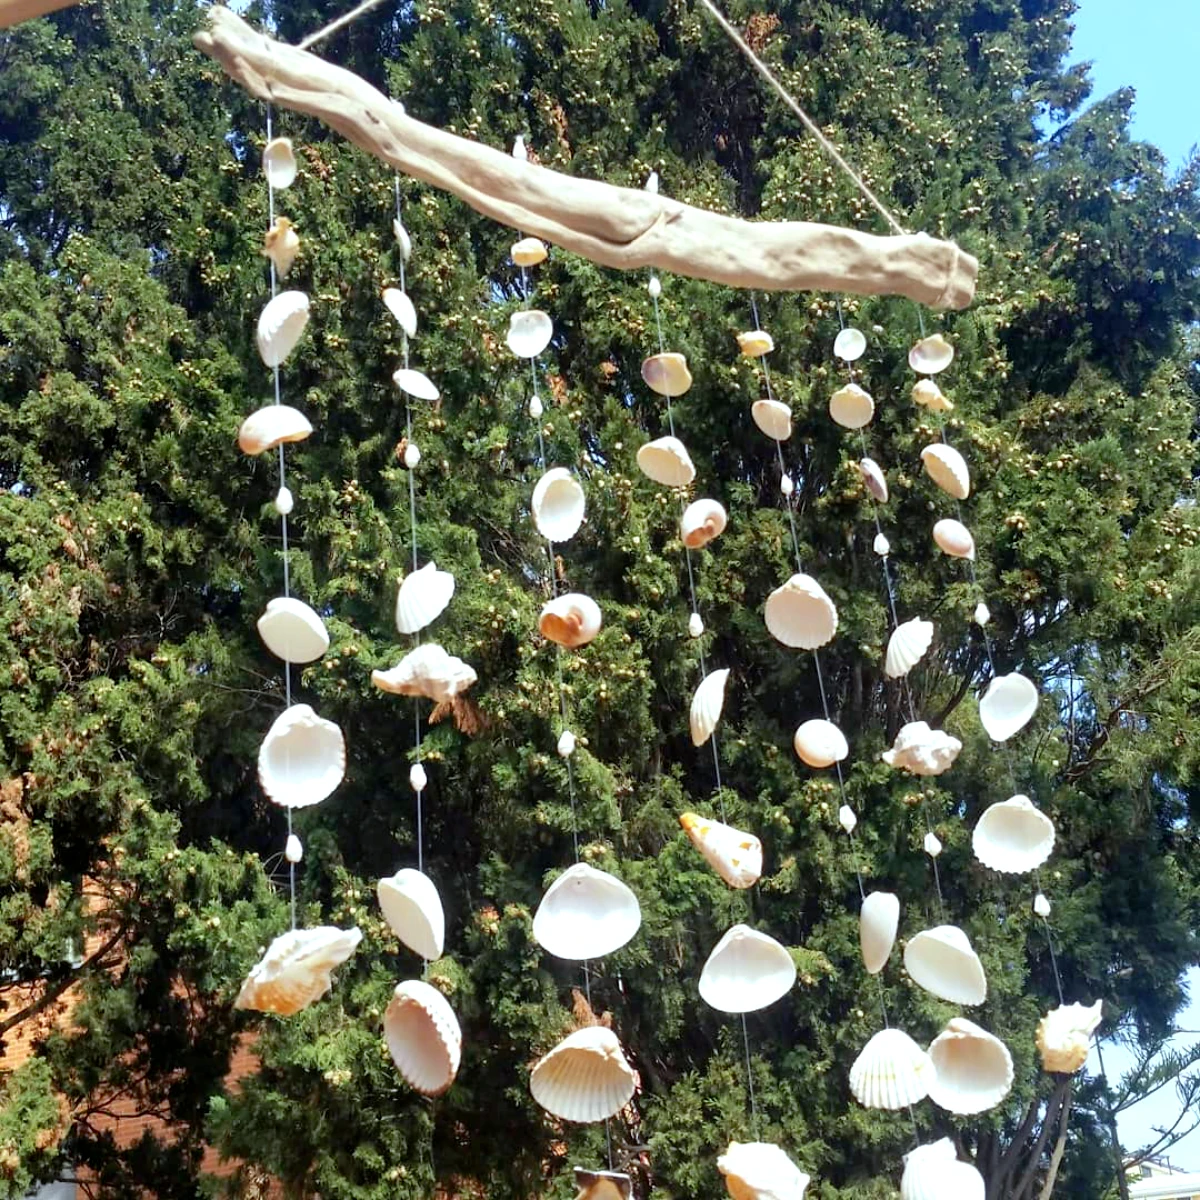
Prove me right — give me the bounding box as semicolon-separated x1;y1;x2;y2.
751;398;792;441
511;236;548;267
912;379;953;412
507;309;554;358
717;1142;810;1200
393;218;412;261
904;925;987;1006
909;334;955;375
574;1169;632;1200
1037;999;1103;1074
764;573;838;649
256;597;330;664
881;720;962;776
641;352;693;397
858;457;888;503
238;404;313;456
533;863;641;960
933;518;975;560
235;925;361;1016
829;383;874;430
972;795;1055;873
392;367;439;401
261;217;300;279
792;718;848;769
979;672;1038;742
377;868;445;961
258;704;346;809
698;924;796;1014
901;1139;985;1200
920;444;970;499
885;618;934;679
532;468;586;543
262;136;298;189
395;561;455;635
530;1026;637;1123
736;330;775;358
690;668;730;747
849;1027;934;1110
371;643;478;703
539;593;603;648
860;891;900;975
636;436;696;487
384;979;461;1096
679;813;762;889
681;498;727;549
256;290;310;368
927;1017;1013;1115
382;287;417;338
833;327;867;362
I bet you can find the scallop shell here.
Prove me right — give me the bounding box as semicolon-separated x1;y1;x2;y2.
257;597;330;664
901;1139;985;1200
384;979;461;1096
392;367;439;401
690;668;730;747
736;330;775;358
909;334;955;375
1037;999;1103;1074
256;290;310;368
532;468;586;543
829;383;874;430
395;561;456;635
262;137;298;189
764;574;838;649
979;672;1038;742
681;499;727;549
636;436;696;487
641;352;693;397
507;309;554;358
751;399;792;441
238;405;313;456
860;891;900;975
972;795;1055;874
539;593;603;648
371;643;478;703
679;813;762;889
912;379;953;413
574;1169;632;1200
885;618;934;679
833;327;867;362
533;863;641;960
382;287;417;338
858;458;888;503
698;924;796;1014
393;218;412;261
377;868;445;961
235;925;361;1016
927;1017;1013;1115
792;719;848;769
530;1026;637;1123
717;1142;810;1200
849;1028;934;1110
920;444;971;499
258;704;346;809
511;236;548;267
261;217;300;278
881;721;962;776
933;518;975;560
904;925;987;1005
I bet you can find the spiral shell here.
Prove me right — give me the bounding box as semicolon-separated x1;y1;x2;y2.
681;499;727;549
679;813;762;890
539;593;603;648
235;925;361;1016
1037;999;1103;1074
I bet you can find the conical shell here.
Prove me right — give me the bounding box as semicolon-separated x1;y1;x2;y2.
507;309;554;358
833;327;867;362
681;499;727;549
927;1018;1013;1115
395;561;456;635
858;457;888;503
904;925;987;1005
636;436;696;487
690;668;730;747
679;813;762;889
849;1028;934;1110
717;1142;810;1200
901;1139;985;1200
736;330;775;358
979;672;1038;742
909;334;955;375
539;593;603;648
698;924;796;1014
533;863;641;960
238;405;313;456
392;367;439;401
860;891;900;975
262;136;298;189
258;704;346;809
533;468;586;543
1037;999;1103;1074
792;719;848;769
511;236;548;267
383;287;417;338
920;444;970;499
384;979;461;1096
235;925;361;1016
912;379;953;412
751;399;792;441
765;574;838;649
257;597;330;664
261;217;300;278
881;721;962;776
933;518;975;560
530;1026;637;1122
377;868;445;961
371;643;477;703
256;290;310;368
641;352;693;397
829;383;874;429
972;795;1055;873
885;618;934;679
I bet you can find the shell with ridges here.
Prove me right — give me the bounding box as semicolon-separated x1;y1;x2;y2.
829;383;875;429
382;287;417;338
793;719;848;769
511;236;547;267
371;643;477;703
858;458;888;503
679;813;762;890
539;593;603;648
392;367;439;401
636;436;696;487
860;891;900;975
901;1139;985;1200
1037;999;1103;1074
912;379;953;412
717;1142;810;1200
507;309;554;358
698;924;796;1014
751;399;792;441
395;562;455;635
257;597;330;664
261;217;300;278
384;979;461;1096
532;468;586;543
641;352;692;397
689;668;730;747
908;334;955;375
765;574;838;649
262;137;298;189
235;925;361;1016
258;704;346;809
885;618;934;679
972;795;1055;874
256;290;310;367
681;499;727;549
927;1018;1013;1115
933;518;975;560
238;405;313;456
736;330;775;358
881;721;962;776
904;925;987;1005
533;863;641;960
377;868;445;961
530;1026;637;1123
920;444;971;499
979;672;1038;742
849;1028;934;1110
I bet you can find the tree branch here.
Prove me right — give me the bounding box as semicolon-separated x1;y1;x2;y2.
1037;1083;1074;1200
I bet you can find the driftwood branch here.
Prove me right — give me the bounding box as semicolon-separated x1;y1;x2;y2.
0;0;82;30
193;6;977;309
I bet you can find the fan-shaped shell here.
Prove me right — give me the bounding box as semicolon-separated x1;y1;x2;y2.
256;290;310;368
378;868;445;961
858;458;888;503
909;334;955;375
530;1026;637;1123
881;721;962;776
679;813;762;889
539;593;603;648
927;1018;1013;1115
533;863;641;960
933;518;975;560
1037;1000;1103;1074
382;287;417;338
717;1142;810;1200
690;668;730;747
765;574;838;649
901;1139;985;1200
392;367;439;401
384;979;462;1096
533;468;586;543
258;704;346;809
751;399;792;441
395;562;455;635
641;352;693;397
681;499;727;549
507;309;554;358
849;1028;934;1110
979;672;1038;742
261;217;300;279
511;236;548;267
904;925;987;1006
636;436;696;487
833;327;867;362
698;924;796;1014
393;217;412;260
829;383;875;430
371;643;478;703
920;444;971;499
912;379;953;412
885;618;934;679
238;405;313;456
257;597;330;664
972;795;1055;874
736;330;775;358
860;891;900;975
792;719;848;769
235;925;361;1016
262;137;298;189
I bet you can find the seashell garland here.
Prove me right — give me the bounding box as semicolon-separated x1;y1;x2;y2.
927;1017;1013;1115
532;468;586;543
908;334;955;375
736;330;775;358
257;290;311;368
792;718;848;769
828;383;874;429
717;1142;810;1200
636;436;696;487
539;593;603;648
641;352;693;397
849;1027;934;1110
262;137;298;189
679;813;762;889
507;309;554;358
1037;999;1103;1074
901;1139;985;1200
681;498;728;549
533;863;641;960
904;925;987;1006
371;643;478;703
530;1026;637;1122
882;721;962;776
261;216;300;278
765;574;839;650
751;398;792;442
920;444;971;499
258;703;346;809
979;672;1038;742
689;668;730;747
384;979;462;1096
972;794;1055;874
382;287;418;338
395;561;456;635
698;924;796;1014
885;617;934;679
257;596;330;664
238;405;313;456
859;891;900;975
235;925;361;1016
932;518;975;560
377;868;445;961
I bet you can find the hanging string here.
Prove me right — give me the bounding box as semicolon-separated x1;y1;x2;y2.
296;0;390;50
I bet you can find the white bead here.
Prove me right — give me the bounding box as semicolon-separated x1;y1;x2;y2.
688;612;704;638
647;276;662;299
511;135;527;162
838;804;857;834
1034;893;1051;918
924;831;942;858
404;443;421;468
274;486;294;515
644;170;659;194
974;602;991;626
873;532;890;557
780;473;794;497
557;730;576;758
285;834;303;863
529;393;544;419
409;763;428;793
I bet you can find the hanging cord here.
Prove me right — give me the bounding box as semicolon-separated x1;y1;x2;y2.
296;0;390;50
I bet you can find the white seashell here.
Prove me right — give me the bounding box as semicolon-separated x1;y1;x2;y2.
973;602;991;626
909;334;955;375
736;330;775;358
681;499;728;549
792;719;848;769
860;892;900;975
528;393;544;419
262;137;297;189
410;762;427;792
912;379;953;412
636;436;696;487
717;1142;810;1200
849;1028;934;1110
238;405;313;456
530;1026;636;1122
647;276;662;299
257;597;330;664
927;1017;1013;1115
1033;892;1051;918
382;287;417;338
780;473;794;498
690;668;730;747
699;924;796;1014
765;574;838;649
833;327;867;362
392;367;439;401
511;135;527;161
378;868;444;961
641;352;693;397
644;171;659;194
557;730;576;758
829;383;875;429
256;290;310;368
838;805;857;834
384;979;461;1095
261;216;300;278
1037;999;1103;1074
858;457;888;503
532;468;586;543
973;795;1055;873
404;442;421;468
924;832;943;858
751;398;792;441
885;618;934;679
507;309;554;358
533;863;641;960
395;561;456;635
511;236;547;267
679;813;762;890
873;533;890;557
393;218;412;261
372;643;477;703
882;721;962;776
574;1168;633;1200
235;925;361;1016
285;834;303;863
979;672;1038;742
904;925;987;1005
274;485;295;515
688;612;704;638
539;593;603;648
933;518;975;560
901;1139;984;1200
258;704;346;809
920;444;971;499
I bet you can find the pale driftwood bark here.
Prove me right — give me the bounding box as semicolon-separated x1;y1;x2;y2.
194;6;977;309
0;0;83;29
